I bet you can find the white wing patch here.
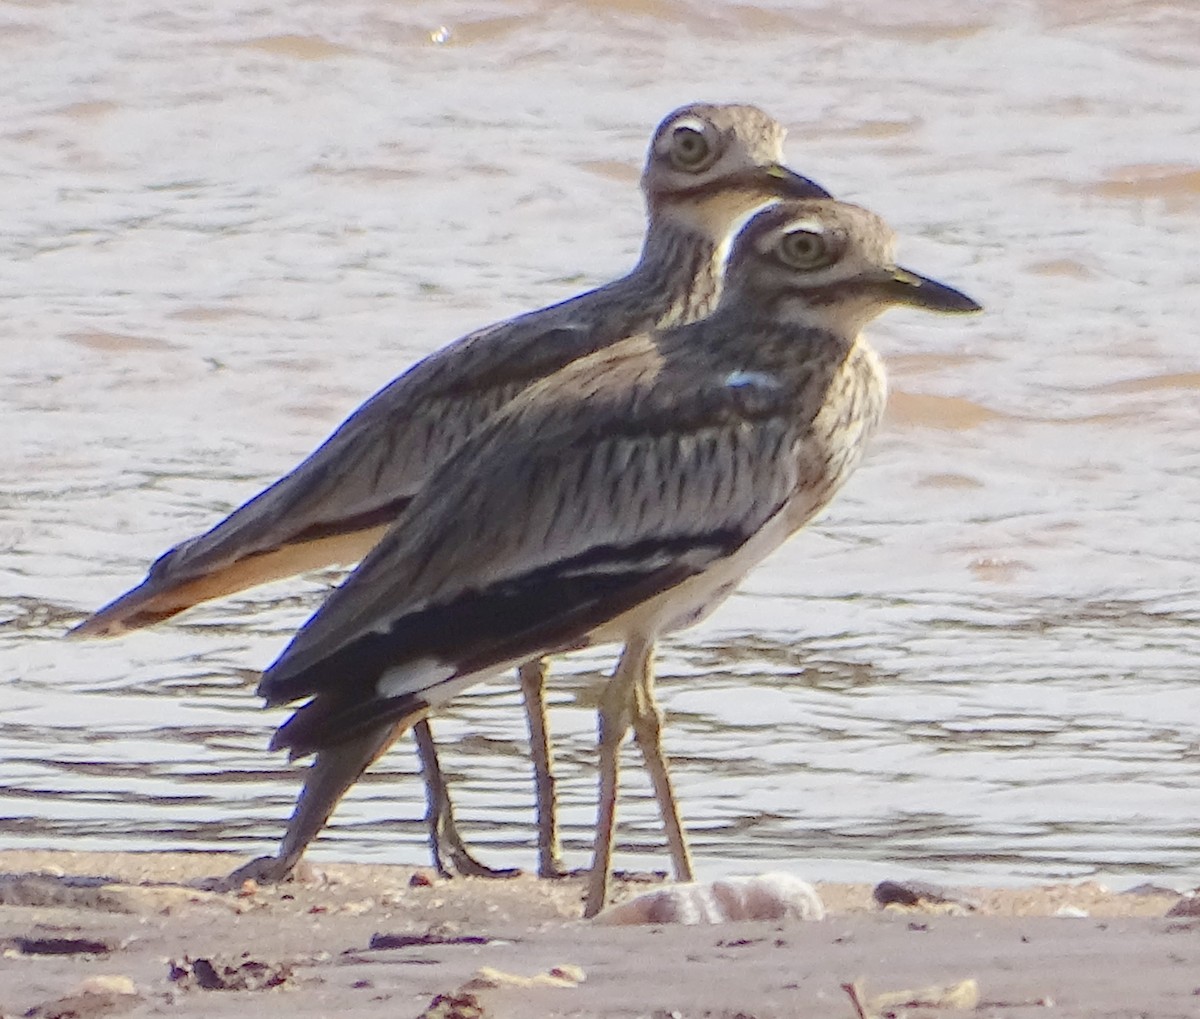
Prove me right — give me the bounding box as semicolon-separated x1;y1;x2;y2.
378;657;455;700
724;369;780;391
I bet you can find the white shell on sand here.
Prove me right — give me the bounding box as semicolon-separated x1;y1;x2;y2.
594;872;825;925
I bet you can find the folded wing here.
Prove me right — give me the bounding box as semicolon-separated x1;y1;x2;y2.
260;333;802;757
71;321;605;636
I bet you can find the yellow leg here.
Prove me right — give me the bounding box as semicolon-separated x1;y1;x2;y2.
414;718;520;879
519;657;565;878
583;636;653;919
630;652;693;882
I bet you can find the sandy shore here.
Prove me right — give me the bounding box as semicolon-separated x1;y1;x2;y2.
0;850;1196;1018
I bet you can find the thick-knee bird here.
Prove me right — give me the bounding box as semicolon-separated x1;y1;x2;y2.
256;199;981;915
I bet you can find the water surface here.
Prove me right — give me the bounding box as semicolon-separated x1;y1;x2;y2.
2;0;1198;887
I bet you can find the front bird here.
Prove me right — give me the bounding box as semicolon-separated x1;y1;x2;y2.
256;198;982;916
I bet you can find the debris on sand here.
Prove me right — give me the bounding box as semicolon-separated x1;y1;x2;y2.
368;931;491;949
416;991;488;1019
23;975;138;1019
167;954;293;991
843;977;979;1017
10;934;113;955
0;875;134;914
463;964;585;990
417;966;583;1019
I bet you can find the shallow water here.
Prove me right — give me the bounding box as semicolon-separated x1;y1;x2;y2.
2;0;1198;888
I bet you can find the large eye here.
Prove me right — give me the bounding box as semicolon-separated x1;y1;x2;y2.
669;126;712;170
777;229;833;269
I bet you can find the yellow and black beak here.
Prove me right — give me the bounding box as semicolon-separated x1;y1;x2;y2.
883;266;982;314
759;163;832;201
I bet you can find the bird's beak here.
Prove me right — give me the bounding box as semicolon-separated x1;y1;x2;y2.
881;266;982;314
758;163;832;200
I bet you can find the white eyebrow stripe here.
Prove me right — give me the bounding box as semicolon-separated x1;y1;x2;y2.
782;219;827;236
669;116;709;134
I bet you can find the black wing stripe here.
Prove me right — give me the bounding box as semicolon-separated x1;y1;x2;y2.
260;530;748;711
275;495;414;549
267;546;726;758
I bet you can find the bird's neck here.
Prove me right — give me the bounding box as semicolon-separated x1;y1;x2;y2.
666;296;866;380
595;213;724;329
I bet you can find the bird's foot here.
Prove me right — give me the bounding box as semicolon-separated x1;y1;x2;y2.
436;845;522;880
431;818;523;880
538;860;578;880
203;855;324;893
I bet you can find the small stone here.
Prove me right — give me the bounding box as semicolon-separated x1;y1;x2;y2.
548;964;586;985
417;991;486;1019
596;873;824;925
1165;895;1200;917
1122;882;1180;897
873;879;981;912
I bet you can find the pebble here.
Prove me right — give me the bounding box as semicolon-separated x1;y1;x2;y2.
594;872;825;925
873;879;982;913
76;975;137;996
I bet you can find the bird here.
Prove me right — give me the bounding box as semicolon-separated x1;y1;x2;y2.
253;197;983;917
68;103;832;884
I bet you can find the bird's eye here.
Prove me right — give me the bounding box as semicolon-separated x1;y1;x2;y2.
778;229;832;269
670;126;712;170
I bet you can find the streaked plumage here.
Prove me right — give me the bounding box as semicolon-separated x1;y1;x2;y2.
70;103;831;882
257;199;982;915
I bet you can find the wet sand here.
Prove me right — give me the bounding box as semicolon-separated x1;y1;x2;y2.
1;850;1196;1018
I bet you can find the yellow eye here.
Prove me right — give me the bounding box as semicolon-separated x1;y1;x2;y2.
778;229;832;269
670;126;712;170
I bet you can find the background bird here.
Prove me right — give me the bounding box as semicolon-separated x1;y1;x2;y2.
69;103;830;885
256;198;982;916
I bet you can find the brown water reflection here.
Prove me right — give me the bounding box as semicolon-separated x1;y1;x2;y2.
1;0;1198;887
